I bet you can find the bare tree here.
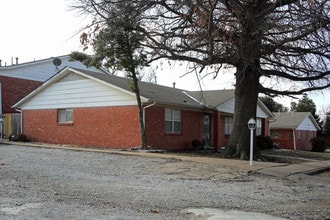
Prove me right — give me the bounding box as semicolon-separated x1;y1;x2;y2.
70;0;329;159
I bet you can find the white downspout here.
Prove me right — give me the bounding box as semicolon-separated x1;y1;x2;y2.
292;128;296;151
143;102;156;129
15;108;23;134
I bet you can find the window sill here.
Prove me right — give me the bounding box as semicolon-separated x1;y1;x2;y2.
165;132;181;136
58;122;73;126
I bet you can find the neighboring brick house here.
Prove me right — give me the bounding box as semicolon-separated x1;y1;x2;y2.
270;112;321;151
13;67;273;150
0;55;106;137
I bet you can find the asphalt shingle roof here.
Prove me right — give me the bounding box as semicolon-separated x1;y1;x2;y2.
13;67;239;112
270;112;312;128
188;90;235;108
78;68;208;109
0;55;106;82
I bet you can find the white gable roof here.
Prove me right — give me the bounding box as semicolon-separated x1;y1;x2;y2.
0;55;106;82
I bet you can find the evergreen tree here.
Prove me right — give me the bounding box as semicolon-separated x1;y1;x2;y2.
291;94;322;128
324;112;330;135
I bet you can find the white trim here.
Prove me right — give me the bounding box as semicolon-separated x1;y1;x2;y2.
143;102;156;129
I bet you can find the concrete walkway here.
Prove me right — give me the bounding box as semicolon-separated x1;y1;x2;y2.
1;140;329;180
257;160;330;177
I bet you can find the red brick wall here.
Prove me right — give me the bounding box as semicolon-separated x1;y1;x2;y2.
0;76;42;113
21;103;272;151
22;106;141;148
298;130;316;151
145;106;204;150
262;118;269;136
271;129;316;150
212;112;229;148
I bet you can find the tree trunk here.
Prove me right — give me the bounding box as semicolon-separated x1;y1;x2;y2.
131;69;147;150
225;66;259;159
224;3;264;159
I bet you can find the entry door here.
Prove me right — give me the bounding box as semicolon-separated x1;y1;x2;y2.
203;114;211;147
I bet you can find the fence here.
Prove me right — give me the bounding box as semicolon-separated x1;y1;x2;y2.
2;113;21;139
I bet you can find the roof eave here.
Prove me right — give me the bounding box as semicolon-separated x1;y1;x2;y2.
257;99;275;119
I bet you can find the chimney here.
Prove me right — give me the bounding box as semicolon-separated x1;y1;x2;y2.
173;82;176;88
0;59;2;67
16;57;18;65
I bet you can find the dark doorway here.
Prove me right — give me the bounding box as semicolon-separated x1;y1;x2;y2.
203;114;211;147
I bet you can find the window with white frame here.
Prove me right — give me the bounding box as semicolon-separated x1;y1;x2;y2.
225;116;233;135
256;118;262;135
58;108;73;123
165;108;181;133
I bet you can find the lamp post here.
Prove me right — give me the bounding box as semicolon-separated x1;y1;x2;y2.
248;118;256;166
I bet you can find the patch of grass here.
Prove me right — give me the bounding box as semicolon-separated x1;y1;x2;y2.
262;149;330;160
294;150;330;160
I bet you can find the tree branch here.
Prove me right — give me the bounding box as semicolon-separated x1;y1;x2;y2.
259;83;330;96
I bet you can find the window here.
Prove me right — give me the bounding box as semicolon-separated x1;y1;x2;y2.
58;108;73;123
225;116;233;135
256;118;262;135
165;108;181;133
298;130;301;140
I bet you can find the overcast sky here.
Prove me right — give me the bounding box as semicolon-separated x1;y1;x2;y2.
0;0;328;117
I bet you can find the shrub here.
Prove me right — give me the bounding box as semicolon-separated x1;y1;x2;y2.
257;135;273;150
191;139;202;149
16;134;30;142
310;137;327;152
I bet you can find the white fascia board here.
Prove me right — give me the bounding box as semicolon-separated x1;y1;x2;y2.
257;99;274;119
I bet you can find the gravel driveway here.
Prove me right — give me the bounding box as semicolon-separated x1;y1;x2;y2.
0;144;329;219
